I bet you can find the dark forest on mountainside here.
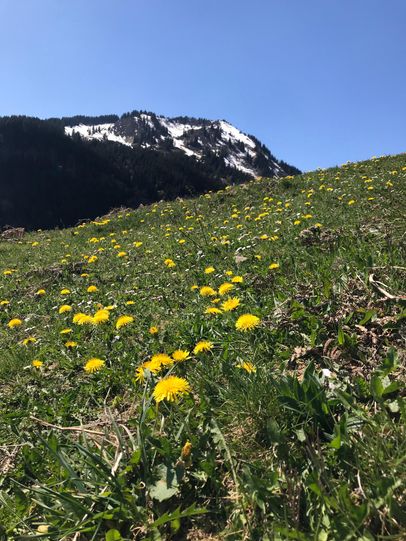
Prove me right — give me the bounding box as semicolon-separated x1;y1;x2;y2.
0;117;227;230
0;115;299;230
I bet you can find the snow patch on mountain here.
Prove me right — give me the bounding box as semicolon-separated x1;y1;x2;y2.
63;112;296;178
65;123;132;147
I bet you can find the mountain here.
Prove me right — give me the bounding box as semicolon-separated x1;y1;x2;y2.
0;112;300;230
61;111;300;179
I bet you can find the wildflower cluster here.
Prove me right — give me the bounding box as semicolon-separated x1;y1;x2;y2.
0;153;404;539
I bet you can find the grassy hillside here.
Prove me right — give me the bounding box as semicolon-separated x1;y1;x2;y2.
0;154;405;540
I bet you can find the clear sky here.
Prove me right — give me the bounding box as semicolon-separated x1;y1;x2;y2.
0;0;405;171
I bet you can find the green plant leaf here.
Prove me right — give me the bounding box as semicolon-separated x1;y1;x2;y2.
148;463;184;502
381;347;398;376
370;375;384;400
106;529;122;541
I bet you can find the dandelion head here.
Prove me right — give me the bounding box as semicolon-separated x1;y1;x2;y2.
22;336;37;345
93;309;110;324
181;440;192;459
235;314;261;331
32;359;43;368
172;349;191;362
84;358;105;373
151;353;173;366
116;315;134;330
221;297;240;312
135;366;145;383
218;282;234;296
200;286;216;297
153;376;191;403
164;258;176;268
7;318;22;329
143;358;163;374
237;361;257;373
59;305;72;314
87;285;98;293
193;340;214;355
205;307;222;315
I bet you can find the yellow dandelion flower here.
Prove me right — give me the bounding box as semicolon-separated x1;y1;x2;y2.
87;285;98;293
237;361;257;373
181;440;192;459
22;336;37;345
190;284;199;291
60;328;72;334
36;289;46;296
221;297;240;312
152;353;173;366
74;313;94;325
32;359;43;368
143;358;163;374
235;314;261;331
268;263;280;270
126;300;135;305
172;349;191;362
204;266;215;274
116;315;134;330
231;276;243;284
153;376;191;403
0;300;10;306
149;326;159;335
348;200;356;205
205;307;222;315
65;340;78;348
218;282;234;296
59;305;72;314
133;241;143;248
88;255;98;263
164;258;176;268
200;286;216;297
60;289;71;295
84;358;105;373
117;251;127;258
7;318;22;329
135;366;146;383
193;340;213;354
93;309;110;324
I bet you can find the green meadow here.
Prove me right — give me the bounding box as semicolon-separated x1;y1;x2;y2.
0;154;405;540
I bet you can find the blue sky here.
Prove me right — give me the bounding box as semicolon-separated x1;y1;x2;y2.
0;0;405;171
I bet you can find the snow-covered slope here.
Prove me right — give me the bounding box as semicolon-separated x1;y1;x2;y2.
64;112;297;178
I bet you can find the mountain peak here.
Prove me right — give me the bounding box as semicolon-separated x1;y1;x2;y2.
64;111;299;178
